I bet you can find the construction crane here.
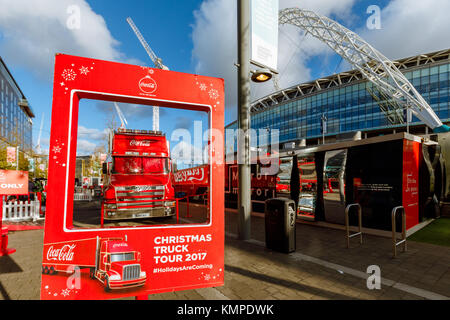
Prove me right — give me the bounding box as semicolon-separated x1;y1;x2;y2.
114;102;128;129
127;17;169;132
35;113;45;155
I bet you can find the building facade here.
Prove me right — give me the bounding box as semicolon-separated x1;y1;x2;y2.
0;56;34;154
226;49;450;150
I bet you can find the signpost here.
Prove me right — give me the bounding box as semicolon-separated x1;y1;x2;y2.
0;169;28;256
237;0;279;240
40;54;224;300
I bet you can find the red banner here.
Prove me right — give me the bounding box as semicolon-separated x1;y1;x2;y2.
0;170;28;195
402;139;420;230
6;147;16;164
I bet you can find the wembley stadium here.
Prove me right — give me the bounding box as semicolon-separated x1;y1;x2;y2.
226;48;450;150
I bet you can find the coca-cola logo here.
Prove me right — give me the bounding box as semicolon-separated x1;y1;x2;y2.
47;244;76;262
139;75;157;94
132;185;153;192
174;168;205;183
130;140;151;147
112;243;128;248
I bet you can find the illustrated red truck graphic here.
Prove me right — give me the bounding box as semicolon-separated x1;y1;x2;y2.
102;128;176;220
42;236;146;292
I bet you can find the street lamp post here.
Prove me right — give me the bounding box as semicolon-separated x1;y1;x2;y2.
237;0;252;240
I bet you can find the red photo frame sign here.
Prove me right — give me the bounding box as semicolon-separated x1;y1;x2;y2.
40;54;224;300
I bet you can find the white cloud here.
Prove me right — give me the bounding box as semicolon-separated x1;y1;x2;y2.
191;0;356;122
359;0;450;60
78;125;108;141
76;139;97;155
0;0;130;81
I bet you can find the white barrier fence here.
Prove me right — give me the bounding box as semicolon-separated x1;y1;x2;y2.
2;199;43;222
74;193;92;201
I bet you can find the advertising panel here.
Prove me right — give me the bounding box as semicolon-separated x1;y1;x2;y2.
6;147;16;165
0;169;28;195
251;0;279;71
402;139;420;229
41;54;224;300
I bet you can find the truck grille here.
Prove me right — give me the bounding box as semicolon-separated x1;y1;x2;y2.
123;264;141;281
116;185;165;208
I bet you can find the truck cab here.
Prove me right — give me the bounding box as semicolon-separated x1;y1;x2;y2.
95;238;146;291
102;128;176;220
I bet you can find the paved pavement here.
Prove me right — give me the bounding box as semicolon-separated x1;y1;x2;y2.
1;206;449;300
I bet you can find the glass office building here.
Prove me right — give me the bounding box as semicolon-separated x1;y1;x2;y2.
226;49;450;149
0;56;34;153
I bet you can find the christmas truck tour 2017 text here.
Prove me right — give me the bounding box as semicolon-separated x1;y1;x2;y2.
153;234;212;265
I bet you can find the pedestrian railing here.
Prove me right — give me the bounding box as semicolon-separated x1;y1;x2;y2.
392;206;407;257
2;199;42;222
74;193;92;201
345;203;363;248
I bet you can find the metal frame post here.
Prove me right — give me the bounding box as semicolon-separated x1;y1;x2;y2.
392;206;407;257
186;196;191;218
237;0;252;240
345;203;363;248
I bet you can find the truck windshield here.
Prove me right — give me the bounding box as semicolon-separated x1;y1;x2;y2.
110;253;135;262
114;157;169;174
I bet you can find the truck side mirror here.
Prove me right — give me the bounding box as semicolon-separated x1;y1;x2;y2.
102;163;107;174
137;252;141;262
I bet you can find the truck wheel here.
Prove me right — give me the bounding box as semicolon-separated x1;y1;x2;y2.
50;266;57;275
104;276;111;292
42;266;50;274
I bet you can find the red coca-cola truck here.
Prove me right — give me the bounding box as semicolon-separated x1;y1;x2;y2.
102;128;176;220
173;164;209;199
42;236;147;291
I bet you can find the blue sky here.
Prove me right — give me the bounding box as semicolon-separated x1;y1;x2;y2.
1;0;449;159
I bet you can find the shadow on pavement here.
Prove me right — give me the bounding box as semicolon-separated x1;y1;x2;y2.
0;282;11;300
224;237;355;300
0;255;23;274
225;264;352;300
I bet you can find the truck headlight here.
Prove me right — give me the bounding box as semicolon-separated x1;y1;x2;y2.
105;203;117;209
140;271;146;277
164;201;175;207
109;274;121;281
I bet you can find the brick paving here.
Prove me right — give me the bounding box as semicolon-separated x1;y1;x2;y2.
0;209;449;300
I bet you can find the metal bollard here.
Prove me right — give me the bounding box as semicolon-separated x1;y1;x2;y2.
345;203;363;248
391;206;407;257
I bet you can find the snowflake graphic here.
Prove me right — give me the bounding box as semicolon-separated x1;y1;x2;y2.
52;146;61;154
208;88;219;100
62;69;77;81
61;289;70;297
79;66;90;75
140;66;154;74
199;83;207;91
204;274;211;281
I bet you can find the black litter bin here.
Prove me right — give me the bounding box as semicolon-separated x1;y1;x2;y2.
265;198;296;253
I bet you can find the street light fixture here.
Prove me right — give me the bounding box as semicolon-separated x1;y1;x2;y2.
251;68;273;83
